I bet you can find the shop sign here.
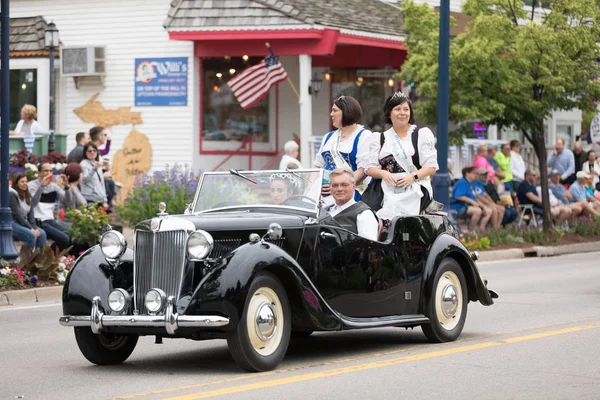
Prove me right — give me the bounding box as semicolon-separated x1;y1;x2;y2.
134;57;188;106
356;68;397;78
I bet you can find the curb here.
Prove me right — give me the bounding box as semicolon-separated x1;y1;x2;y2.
478;240;600;262
0;286;63;307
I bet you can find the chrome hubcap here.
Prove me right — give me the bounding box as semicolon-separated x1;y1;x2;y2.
441;284;458;318
255;302;276;340
434;271;463;331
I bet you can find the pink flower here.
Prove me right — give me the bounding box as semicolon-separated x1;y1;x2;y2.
16;269;23;276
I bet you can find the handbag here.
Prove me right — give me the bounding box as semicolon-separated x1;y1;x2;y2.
360;132;386;211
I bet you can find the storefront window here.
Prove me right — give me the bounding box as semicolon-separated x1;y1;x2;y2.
332;69;388;132
202;57;270;143
556;124;573;148
9;69;37;129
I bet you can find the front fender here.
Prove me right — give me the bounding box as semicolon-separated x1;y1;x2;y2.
420;234;494;313
187;241;341;332
62;246;134;316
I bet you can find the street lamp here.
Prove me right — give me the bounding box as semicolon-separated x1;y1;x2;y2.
45;22;59;153
432;0;451;211
0;0;18;260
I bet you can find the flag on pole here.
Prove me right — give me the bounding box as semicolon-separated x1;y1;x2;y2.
227;51;288;109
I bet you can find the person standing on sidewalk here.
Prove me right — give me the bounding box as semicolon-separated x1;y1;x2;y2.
547;138;575;185
66;131;90;163
28;163;73;250
494;143;514;191
510;140;526;188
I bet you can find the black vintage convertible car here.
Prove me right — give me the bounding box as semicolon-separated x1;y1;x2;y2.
60;169;497;372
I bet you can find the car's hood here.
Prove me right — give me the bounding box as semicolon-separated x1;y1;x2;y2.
137;210;308;232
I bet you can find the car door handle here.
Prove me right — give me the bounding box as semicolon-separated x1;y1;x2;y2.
320;232;336;240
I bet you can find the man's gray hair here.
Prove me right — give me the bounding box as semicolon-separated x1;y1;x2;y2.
329;166;356;183
284;140;299;155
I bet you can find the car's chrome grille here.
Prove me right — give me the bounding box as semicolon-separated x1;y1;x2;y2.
209;239;241;258
134;230;188;314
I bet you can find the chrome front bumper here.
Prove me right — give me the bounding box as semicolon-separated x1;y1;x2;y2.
59;296;229;335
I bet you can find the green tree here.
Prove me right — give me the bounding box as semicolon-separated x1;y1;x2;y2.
401;0;600;230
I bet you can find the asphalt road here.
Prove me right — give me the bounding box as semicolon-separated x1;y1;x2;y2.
1;252;600;400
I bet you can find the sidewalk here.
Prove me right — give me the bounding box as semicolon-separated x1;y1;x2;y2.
2;240;600;307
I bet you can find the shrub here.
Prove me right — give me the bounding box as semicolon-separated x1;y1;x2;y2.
116;164;202;227
9;149;39;168
460;232;491;251
1;245;73;284
39;151;67;164
66;205;110;247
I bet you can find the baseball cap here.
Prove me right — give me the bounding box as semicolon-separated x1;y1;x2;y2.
549;169;561;176
576;171;591;179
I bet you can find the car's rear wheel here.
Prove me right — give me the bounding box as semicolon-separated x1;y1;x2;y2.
421;258;468;343
74;327;138;365
227;272;291;372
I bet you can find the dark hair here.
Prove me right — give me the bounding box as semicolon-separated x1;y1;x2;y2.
509;139;520;149
11;173;31;204
333;96;363;127
83;142;99;161
89;126;104;142
75;131;87;144
587;149;596;159
383;93;415;125
63;163;83;183
462;166;476;178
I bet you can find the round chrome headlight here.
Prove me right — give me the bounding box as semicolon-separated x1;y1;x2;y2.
107;288;130;313
145;288;166;313
187;230;214;260
100;231;127;260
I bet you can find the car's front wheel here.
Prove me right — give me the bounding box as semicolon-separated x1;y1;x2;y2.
421;258;468;343
227;272;291;372
74;327;138;365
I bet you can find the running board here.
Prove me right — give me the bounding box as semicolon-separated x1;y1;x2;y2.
340;314;430;329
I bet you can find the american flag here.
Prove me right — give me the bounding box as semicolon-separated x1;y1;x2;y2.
227;53;288;109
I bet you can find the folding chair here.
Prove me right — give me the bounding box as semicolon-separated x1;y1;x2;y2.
517;204;538;228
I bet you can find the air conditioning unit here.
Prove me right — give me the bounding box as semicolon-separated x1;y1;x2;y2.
60;46;106;87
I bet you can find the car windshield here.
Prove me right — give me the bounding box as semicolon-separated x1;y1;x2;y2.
192;169;323;214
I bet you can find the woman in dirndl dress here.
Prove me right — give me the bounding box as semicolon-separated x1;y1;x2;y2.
365;92;439;219
313;95;372;204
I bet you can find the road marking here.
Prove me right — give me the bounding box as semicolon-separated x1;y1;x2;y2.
0;303;61;312
160;322;600;400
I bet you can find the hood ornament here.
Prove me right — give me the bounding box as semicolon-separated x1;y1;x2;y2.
157;202;168;217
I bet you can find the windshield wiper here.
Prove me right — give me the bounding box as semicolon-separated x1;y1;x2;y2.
285;168;311;184
229;169;257;184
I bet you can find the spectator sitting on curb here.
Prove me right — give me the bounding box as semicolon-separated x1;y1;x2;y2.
517;169;571;226
568;171;600;216
478;168;518;227
28;163;73;250
471;168;505;229
548;169;584;218
450;166;492;233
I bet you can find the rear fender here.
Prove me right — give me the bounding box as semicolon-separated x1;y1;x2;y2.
187;241;341;332
420;234;494;313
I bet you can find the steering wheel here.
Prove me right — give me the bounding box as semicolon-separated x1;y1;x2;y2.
283;195;316;205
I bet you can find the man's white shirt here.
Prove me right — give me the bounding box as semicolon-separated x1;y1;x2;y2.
329;199;379;241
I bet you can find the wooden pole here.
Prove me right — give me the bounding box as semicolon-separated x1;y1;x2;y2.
266;42;300;101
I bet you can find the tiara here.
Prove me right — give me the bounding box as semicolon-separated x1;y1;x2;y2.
269;173;297;187
392;91;408;100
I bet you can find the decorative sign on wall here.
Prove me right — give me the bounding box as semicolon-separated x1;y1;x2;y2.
134;57;188;106
590;112;600;144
